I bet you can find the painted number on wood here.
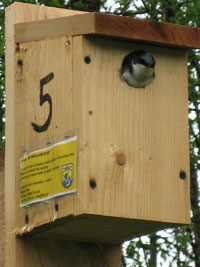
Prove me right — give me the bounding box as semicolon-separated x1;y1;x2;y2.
31;72;54;133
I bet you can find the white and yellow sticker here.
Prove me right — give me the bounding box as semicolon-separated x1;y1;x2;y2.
20;136;77;207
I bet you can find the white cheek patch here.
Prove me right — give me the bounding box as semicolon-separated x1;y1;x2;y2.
121;63;155;88
132;63;154;80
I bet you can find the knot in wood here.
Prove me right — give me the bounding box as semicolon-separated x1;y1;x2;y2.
116;153;126;166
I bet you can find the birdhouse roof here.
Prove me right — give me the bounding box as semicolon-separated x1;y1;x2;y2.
15;12;200;49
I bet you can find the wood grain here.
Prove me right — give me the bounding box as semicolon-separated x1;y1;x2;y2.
0;147;5;267
15;10;200;49
17;238;121;267
24;214;178;244
15;13;95;43
12;30;190;237
4;3;96;267
5;2;191;266
10;2;85;24
94;13;200;49
13;35;190;243
15;36;77;230
5;4;17;266
80;36;190;224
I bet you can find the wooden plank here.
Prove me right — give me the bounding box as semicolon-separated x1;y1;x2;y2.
9;2;86;24
25;214;177;244
17;238;122;267
81;36;190;224
5;3;191;265
15;36;76;230
14;35;190;241
15;13;95;43
15;11;200;48
5;4;17;266
94;13;200;49
4;3;94;267
5;4;122;267
23;34;189;232
0;147;5;267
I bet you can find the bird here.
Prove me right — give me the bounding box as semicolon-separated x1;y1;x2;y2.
120;50;156;88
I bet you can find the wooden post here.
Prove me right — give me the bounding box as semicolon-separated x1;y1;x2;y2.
0;147;5;266
5;3;121;266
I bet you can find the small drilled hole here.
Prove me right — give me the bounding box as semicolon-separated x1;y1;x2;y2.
84;56;91;64
89;179;96;189
179;170;187;180
25;214;29;224
55;204;59;212
18;59;23;67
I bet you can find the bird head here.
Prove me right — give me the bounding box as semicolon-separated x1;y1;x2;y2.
120;50;156;88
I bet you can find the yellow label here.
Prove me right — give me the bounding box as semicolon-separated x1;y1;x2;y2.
20;136;77;207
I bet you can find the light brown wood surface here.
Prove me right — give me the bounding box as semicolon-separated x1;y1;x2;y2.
0;147;5;267
15;12;94;43
14;35;190;236
5;3;122;267
10;2;85;23
15;11;200;49
78;36;190;223
5;2;191;266
15;36;76;229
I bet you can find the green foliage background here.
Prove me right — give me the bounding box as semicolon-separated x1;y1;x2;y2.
1;0;200;266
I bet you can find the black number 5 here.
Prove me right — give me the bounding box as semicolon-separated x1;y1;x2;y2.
31;72;54;133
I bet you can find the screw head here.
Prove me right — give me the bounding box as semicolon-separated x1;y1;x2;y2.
179;170;187;180
55;203;59;212
25;214;29;225
84;56;91;64
89;179;96;189
17;59;23;67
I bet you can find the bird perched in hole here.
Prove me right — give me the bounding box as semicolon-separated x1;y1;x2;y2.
120;50;156;88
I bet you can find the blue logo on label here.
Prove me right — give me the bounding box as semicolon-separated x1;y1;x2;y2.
61;164;73;188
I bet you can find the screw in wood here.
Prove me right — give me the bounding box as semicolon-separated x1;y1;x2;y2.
25;214;29;225
55;203;59;212
89;179;96;189
84;56;91;64
179;170;187;180
17;59;23;67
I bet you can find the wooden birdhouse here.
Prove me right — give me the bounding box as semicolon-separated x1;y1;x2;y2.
5;3;200;248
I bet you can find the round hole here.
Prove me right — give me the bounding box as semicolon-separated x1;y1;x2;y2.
55;203;59;212
120;50;155;88
179;170;187;180
84;56;91;64
17;59;23;67
25;214;29;225
89;179;96;189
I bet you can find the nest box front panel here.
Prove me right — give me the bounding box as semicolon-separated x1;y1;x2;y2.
80;36;190;224
15;36;81;229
